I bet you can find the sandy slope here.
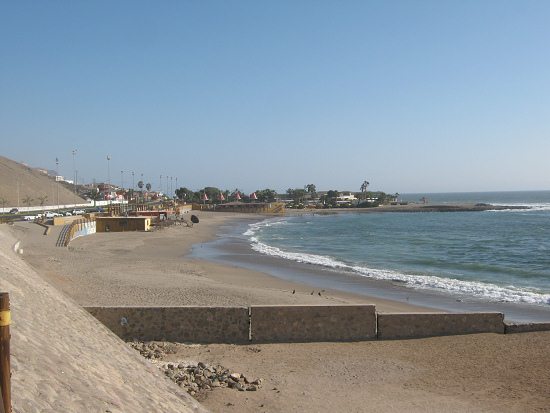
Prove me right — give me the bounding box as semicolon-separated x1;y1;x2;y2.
0;225;206;413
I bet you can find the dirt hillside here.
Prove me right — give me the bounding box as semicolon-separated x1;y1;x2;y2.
0;155;85;208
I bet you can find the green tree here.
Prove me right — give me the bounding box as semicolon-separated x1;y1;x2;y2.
320;190;339;208
175;187;197;202
137;180;144;190
255;189;277;203
305;184;317;197
89;189;101;207
146;183;151;191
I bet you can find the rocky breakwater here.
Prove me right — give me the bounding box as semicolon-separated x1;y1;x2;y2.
130;341;263;398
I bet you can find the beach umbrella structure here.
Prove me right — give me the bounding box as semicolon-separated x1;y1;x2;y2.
250;192;258;200
219;193;225;202
235;192;241;201
202;193;209;204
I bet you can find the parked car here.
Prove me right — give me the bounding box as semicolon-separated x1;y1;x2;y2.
44;211;61;218
64;211;73;216
24;215;36;221
9;208;19;214
72;209;85;215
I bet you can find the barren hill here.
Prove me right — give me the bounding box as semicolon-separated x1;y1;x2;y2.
0;155;85;208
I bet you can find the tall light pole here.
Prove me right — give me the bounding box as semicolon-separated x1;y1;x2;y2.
160;175;162;193
55;157;59;210
170;176;173;198
166;175;169;196
106;155;111;204
121;171;124;189
72;149;77;207
175;177;178;199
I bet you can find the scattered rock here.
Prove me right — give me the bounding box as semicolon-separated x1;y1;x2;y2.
129;341;263;398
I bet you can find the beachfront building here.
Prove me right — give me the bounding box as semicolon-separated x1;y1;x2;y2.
96;216;151;232
336;192;357;205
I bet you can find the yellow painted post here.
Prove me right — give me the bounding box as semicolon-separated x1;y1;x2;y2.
0;292;11;413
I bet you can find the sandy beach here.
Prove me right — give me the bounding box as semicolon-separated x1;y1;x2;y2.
10;211;550;412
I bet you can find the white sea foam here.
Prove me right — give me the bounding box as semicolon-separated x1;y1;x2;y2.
488;203;550;212
244;219;550;306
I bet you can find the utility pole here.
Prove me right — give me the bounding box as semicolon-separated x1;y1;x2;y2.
160;175;162;193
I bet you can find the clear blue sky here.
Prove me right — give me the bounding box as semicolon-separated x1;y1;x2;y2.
1;1;549;194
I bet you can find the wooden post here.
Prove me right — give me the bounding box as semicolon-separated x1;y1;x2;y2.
0;293;11;413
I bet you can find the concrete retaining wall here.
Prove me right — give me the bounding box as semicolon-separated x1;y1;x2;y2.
504;322;550;334
377;312;505;339
250;305;376;343
85;306;249;344
85;306;527;344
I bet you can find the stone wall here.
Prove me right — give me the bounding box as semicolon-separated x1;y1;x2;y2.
250;305;376;343
504;322;550;334
85;306;249;344
377;312;505;339
85;306;542;344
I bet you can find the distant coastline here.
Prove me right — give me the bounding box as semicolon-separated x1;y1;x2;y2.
285;202;529;215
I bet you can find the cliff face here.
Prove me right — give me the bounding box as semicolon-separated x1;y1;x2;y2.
0;225;207;413
0;156;85;208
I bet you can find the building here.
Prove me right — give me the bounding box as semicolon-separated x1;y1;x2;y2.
96;216;151;232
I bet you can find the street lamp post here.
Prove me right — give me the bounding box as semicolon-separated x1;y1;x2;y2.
55;157;59;211
72;149;77;207
107;155;111;205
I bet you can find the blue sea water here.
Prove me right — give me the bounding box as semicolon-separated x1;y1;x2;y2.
244;191;550;306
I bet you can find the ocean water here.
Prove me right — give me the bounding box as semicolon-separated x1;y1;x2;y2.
244;191;550;307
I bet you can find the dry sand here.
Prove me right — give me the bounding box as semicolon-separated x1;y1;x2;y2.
8;212;550;412
18;212;425;311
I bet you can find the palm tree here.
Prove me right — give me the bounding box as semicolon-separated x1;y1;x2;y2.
360;180;370;199
145;183;151;191
137;180;144;190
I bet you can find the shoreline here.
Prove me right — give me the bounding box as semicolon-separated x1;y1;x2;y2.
10;211;550;413
17;208;550;321
16;213;426;312
191;211;550;323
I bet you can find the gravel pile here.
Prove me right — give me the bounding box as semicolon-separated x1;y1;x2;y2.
129;340;177;360
129;341;263;397
161;361;264;396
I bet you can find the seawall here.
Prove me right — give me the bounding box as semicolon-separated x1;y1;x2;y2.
84;305;550;343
